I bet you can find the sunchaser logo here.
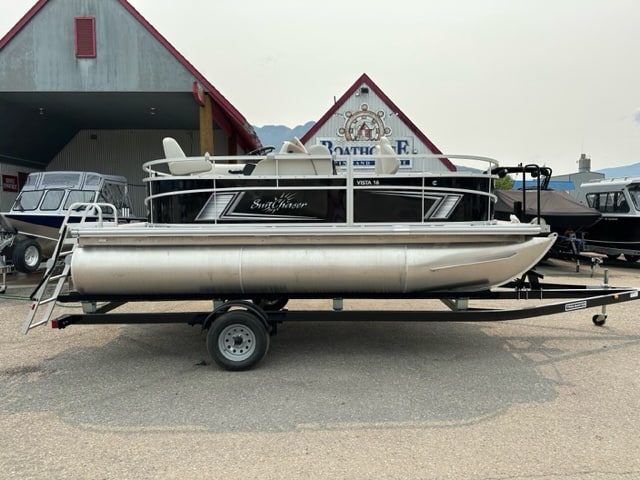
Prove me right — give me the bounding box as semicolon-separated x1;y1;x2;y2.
251;193;309;214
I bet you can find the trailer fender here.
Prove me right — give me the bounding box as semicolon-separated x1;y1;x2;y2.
202;300;272;334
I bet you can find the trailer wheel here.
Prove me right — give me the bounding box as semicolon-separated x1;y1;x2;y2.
207;310;269;371
12;239;42;273
252;297;289;311
592;314;607;326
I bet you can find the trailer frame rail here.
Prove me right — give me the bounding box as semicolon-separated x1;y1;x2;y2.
51;284;638;328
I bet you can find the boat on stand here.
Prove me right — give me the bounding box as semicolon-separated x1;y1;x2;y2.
25;137;640;371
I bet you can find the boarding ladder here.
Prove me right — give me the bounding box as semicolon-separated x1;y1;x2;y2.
22;203;118;334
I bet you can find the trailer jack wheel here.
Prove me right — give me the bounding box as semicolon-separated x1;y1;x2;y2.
207;310;270;371
592;314;607;327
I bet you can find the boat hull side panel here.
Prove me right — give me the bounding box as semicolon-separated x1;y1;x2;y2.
69;236;555;296
583;216;640;250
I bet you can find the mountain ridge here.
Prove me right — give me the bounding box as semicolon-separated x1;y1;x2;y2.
253;122;315;150
595;162;640;179
253;122;639;179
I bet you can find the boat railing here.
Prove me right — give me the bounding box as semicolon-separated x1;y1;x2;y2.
142;152;500;224
142;152;499;179
142;155;257;178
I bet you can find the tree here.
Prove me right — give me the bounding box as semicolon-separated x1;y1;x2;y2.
495;175;514;190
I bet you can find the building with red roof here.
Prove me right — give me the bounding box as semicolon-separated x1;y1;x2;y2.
301;74;454;172
0;0;261;210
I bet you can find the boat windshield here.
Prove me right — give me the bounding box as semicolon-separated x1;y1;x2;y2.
629;184;640;211
97;182;130;209
12;191;44;211
64;190;97;209
12;189;102;212
40;190;65;211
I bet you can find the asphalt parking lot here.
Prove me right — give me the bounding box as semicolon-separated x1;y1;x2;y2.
1;258;639;479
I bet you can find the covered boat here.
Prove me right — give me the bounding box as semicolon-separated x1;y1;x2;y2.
494;189;602;235
58;137;556;298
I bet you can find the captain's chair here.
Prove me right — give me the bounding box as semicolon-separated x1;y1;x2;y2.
164;137;213;175
279;137;308;154
374;137;400;174
307;144;334;175
251;141;333;176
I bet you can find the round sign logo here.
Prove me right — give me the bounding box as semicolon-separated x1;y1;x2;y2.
339;104;391;141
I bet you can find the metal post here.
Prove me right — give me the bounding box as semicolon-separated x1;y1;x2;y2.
601;268;610;317
333;297;343;311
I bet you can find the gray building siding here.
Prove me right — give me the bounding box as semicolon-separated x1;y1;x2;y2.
46;129;202;215
0;0;196;92
45;130;230;216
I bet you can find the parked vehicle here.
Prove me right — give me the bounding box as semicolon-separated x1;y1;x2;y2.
571;177;640;262
1;171;141;272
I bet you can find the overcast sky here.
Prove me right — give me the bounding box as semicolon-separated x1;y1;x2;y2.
1;0;639;174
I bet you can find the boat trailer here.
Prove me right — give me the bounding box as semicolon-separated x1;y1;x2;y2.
23;266;640;371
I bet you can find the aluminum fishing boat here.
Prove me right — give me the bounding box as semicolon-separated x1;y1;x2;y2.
0;171;140;272
571;177;640;261
55;137;557;298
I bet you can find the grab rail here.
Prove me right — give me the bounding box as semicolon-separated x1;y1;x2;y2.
63;202;119;228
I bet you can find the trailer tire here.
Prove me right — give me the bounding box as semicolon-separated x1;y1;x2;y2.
207;310;269;371
12;239;42;273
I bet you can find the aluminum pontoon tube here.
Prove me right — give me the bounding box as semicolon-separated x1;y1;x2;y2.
69;234;556;296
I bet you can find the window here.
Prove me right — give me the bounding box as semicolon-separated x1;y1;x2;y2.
586;191;630;213
12;191;43;211
98;183;128;209
629;185;640;211
74;17;96;58
40;190;65;211
42;171;82;188
64;190;97;210
603;193;615;213
615;193;629;213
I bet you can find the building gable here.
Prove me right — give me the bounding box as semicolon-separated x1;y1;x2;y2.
0;0;200;92
301;73;454;171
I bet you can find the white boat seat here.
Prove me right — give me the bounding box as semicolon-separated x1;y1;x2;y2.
306;144;330;155
374;136;400;174
279;137;308;154
252;154;334;176
307;144;334;174
252;139;333;175
163;137;213;175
